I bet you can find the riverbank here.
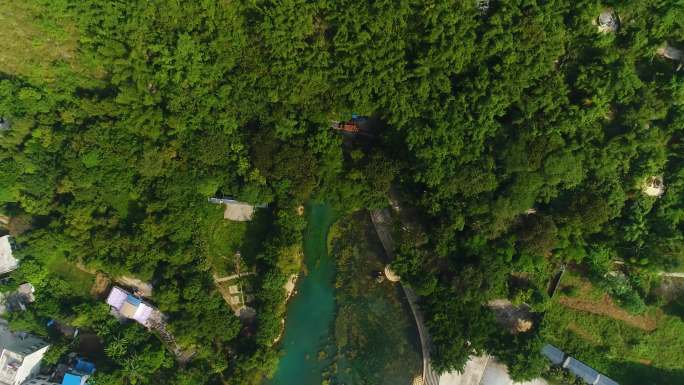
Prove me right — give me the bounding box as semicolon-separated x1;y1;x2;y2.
329;212;421;385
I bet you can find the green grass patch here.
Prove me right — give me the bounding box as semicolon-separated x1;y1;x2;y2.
542;302;684;385
201;204;273;276
45;256;94;297
0;1;104;84
558;270;604;301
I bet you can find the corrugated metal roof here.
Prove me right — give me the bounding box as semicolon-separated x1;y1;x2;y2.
596;374;620;385
541;344;566;365
133;303;153;325
106;287;128;310
0;236;19;275
564;357;600;384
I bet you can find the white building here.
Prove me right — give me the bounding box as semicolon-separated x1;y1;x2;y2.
208;198;266;221
0;321;50;385
0;237;18;275
106;286;158;327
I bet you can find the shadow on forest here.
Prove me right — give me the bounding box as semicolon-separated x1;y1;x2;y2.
663;296;684;319
241;208;274;267
611;361;684;385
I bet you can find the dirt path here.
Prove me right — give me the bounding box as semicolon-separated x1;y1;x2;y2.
558;295;658;331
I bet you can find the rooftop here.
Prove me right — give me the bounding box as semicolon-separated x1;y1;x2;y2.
0;236;18;275
643;176;665;197
106;286;157;327
0;321;49;357
597;10;619;33
658;43;684;62
62;373;86;385
541;344;565;365
208;198;261;221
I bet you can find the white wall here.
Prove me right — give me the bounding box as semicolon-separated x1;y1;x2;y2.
13;345;49;385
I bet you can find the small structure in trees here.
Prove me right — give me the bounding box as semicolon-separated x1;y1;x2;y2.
476;0;490;13
331;114;372;136
331;121;361;134
31;356;95;385
0;236;18;276
384;265;401;282
0;283;36;314
59;358;96;385
597;9;619;33
0;118;9;131
106;286;160;327
642;176;665;197
541;344;565;365
658;42;684;62
542;344;621;385
208;198;265;221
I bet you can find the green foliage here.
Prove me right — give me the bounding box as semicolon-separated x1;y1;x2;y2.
1;0;683;383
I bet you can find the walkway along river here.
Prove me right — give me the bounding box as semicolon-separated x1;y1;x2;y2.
265;203;337;385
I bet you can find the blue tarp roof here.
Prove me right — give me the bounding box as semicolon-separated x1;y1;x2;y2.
126;294;141;306
62;373;83;385
74;358;96;374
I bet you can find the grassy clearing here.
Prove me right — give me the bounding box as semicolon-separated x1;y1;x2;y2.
202;204;273;277
543;296;684;385
0;1;103;84
45;255;94;297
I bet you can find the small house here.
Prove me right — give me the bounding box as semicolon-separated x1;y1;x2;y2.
384;265;401;282
541;344;565;365
658;42;684;62
597;10;619;33
24;358;95;385
0;283;36;314
0;118;9;131
642;176;665;197
60;358;95;385
0;237;18;276
208;198;264;221
331;115;372;136
106;286;158;327
332;121;361;134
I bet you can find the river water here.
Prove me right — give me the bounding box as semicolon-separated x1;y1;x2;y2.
265;203;337;385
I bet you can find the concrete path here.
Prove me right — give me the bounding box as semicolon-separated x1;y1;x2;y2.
659;272;684;278
214;271;256;283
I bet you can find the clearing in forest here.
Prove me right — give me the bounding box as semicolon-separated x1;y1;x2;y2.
0;2;102;83
556;272;659;331
558;295;658;331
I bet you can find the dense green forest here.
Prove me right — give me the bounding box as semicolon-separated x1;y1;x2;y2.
0;0;683;384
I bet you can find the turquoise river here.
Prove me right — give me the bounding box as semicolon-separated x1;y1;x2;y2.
265;203;337;385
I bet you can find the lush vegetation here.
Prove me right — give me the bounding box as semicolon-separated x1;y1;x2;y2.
328;214;421;385
0;0;683;384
